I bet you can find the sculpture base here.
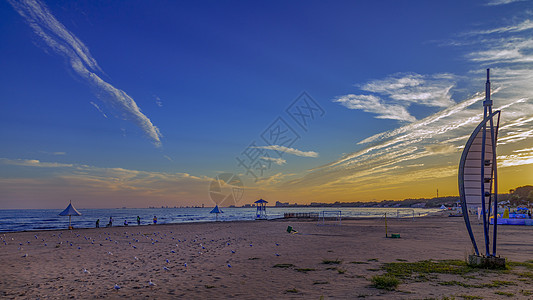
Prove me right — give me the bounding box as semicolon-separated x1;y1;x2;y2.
468;255;506;269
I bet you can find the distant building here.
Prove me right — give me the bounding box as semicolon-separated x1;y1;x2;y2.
275;201;289;207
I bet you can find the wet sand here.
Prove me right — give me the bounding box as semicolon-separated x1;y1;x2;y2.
1;214;532;299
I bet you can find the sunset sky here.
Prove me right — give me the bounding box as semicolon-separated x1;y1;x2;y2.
1;0;532;209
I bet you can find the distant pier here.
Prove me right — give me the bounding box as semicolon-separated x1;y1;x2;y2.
283;212;319;219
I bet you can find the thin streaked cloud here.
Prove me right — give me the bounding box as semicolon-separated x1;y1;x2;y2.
90;101;108;118
8;0;162;146
486;0;527;5
334;94;415;122
0;157;212;207
253;145;319;158
279;14;533;197
465;19;533;35
260;156;286;165
334;73;456;122
0;158;73;168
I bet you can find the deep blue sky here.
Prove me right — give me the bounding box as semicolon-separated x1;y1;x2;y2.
1;0;532;208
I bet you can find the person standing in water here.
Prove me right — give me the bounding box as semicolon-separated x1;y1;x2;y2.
153;216;157;224
137;216;141;225
96;219;100;228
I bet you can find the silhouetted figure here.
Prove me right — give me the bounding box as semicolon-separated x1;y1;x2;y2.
96;219;100;228
124;219;128;226
153;216;157;224
137;216;141;225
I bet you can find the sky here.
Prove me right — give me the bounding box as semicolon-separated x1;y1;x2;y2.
1;0;532;209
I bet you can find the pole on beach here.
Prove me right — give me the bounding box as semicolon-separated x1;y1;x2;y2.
384;213;388;237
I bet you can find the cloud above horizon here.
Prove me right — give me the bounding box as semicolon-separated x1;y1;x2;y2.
334;73;456;122
0;157;212;208
281;15;533;197
8;0;162;146
253;145;319;158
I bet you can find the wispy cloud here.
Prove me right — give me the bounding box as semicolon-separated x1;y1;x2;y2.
90;101;108;118
0;157;213;207
334;94;416;122
154;95;163;107
334;73;456;122
260;156;286;165
486;0;527;6
8;0;162;146
39;151;66;155
280;15;533;199
498;147;533;167
466;19;533;35
0;158;73;168
253;145;319;158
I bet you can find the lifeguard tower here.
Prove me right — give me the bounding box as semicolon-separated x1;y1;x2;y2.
255;199;268;219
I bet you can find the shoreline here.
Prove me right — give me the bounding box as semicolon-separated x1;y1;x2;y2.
0;208;446;234
2;213;532;299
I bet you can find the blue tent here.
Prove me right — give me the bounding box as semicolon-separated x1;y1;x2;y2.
210;205;223;221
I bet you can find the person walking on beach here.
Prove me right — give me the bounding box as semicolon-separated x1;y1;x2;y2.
153;216;157;224
96;219;100;228
108;216;113;227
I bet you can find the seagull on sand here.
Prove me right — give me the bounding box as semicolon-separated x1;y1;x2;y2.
83;268;90;274
148;279;156;287
114;284;121;290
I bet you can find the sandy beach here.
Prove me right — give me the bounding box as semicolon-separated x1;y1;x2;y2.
1;214;532;299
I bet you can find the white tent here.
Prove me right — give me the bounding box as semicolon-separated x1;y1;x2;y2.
59;201;81;229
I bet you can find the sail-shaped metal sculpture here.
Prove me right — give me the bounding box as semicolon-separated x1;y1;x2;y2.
458;69;500;256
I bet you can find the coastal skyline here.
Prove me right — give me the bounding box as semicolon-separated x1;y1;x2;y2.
1;0;532;208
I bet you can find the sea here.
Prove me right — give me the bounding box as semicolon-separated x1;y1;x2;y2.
0;207;442;233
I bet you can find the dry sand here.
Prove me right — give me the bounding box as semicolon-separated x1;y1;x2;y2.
1;213;532;299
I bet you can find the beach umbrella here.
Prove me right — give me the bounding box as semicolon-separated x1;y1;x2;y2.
59;201;81;229
210;205;223;221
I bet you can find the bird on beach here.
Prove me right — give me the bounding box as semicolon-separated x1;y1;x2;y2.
22;253;28;257
148;279;156;287
114;284;120;290
163;266;169;271
83;268;90;274
134;256;139;261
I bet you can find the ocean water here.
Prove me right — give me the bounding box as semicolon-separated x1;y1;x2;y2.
0;207;441;233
